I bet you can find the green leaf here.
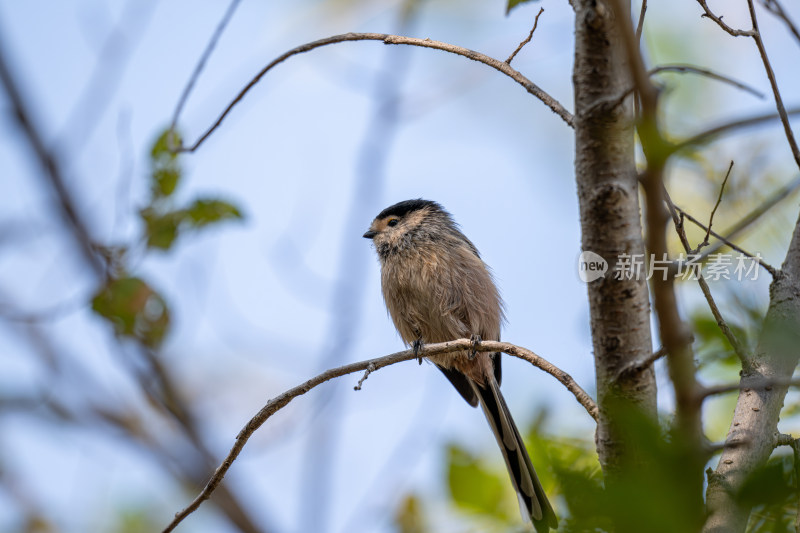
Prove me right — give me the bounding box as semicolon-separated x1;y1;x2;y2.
393;494;428;533
742;455;796;533
150;129;181;162
91;277;170;347
149;128;183;199
140;208;183;251
152;167;181;198
506;0;538;15
184;198;243;227
446;444;511;521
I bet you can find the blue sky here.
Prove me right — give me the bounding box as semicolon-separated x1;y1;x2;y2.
1;0;799;532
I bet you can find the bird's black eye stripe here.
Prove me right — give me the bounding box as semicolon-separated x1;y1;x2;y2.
387;218;399;227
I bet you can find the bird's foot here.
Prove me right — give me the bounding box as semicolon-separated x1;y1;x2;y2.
413;339;424;365
469;334;482;360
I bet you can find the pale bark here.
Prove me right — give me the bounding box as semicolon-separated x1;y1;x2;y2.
704;212;800;533
572;0;658;477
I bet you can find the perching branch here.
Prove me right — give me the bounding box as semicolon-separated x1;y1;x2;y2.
161;338;597;533
176;32;574;152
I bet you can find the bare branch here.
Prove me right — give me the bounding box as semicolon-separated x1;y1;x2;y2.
650;64;765;99
506;7;544;65
161;338;597;533
178;32;573;152
696;0;757;37
169;0;242;132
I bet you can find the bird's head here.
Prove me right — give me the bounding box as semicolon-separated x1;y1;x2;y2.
363;199;447;256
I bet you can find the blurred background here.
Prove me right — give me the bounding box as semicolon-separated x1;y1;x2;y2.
1;0;799;531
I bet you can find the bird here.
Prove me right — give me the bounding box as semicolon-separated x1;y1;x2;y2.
363;198;557;531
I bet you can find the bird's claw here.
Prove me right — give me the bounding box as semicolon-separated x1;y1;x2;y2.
413;339;424;365
469;334;482;360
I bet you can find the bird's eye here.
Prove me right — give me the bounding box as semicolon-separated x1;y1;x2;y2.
387;218;399;227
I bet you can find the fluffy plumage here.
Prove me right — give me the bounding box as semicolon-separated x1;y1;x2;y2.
364;199;557;531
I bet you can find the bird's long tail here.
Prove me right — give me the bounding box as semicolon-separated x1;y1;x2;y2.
471;378;558;532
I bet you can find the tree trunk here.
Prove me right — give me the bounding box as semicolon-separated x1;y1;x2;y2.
572;0;658;478
704;211;800;533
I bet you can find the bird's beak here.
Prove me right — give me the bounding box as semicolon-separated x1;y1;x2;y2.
363;230;378;239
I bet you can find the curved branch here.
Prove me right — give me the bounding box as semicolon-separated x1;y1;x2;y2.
177;32;574;153
161;338;596;532
650;64;765;99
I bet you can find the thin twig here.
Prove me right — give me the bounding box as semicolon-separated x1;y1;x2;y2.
506;8;544;64
161;338;597;533
701;175;800;258
650;64;765;99
664;191;753;366
617;345;668;379
353;363;375;391
636;0;648;42
747;0;800;172
178;32;573;152
759;0;800;46
672;204;779;276
696;0;757;37
169;0;242;131
701;161;735;249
